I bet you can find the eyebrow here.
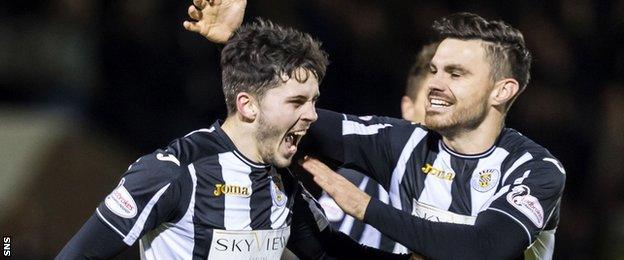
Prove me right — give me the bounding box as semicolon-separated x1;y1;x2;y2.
288;93;320;102
444;64;470;74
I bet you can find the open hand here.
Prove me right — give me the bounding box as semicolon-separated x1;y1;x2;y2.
299;156;371;221
183;0;247;43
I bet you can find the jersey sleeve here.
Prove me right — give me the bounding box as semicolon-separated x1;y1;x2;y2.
362;156;565;259
485;156;566;243
364;198;529;259
305;109;424;189
94;150;190;246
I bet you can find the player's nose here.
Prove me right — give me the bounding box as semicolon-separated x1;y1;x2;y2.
427;76;446;93
301;103;318;123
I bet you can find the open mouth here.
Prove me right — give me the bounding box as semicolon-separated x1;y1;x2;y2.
429;98;452;108
283;129;306;155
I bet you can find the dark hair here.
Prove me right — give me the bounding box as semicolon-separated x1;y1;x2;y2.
220;19;329;115
433;12;532;93
405;42;439;100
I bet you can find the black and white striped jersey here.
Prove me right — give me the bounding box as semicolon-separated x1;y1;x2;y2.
307;109;566;259
318;168;399;252
93;121;326;259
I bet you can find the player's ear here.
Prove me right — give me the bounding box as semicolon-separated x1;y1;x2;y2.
491;78;519;107
235;92;258;122
401;95;415;121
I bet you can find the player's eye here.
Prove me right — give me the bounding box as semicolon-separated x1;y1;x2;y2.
449;70;464;79
290;100;304;108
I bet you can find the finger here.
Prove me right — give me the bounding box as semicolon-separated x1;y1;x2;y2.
208;0;222;6
188;5;202;21
300;157;325;176
313;176;332;191
302;157;334;174
183;21;201;32
193;0;208;9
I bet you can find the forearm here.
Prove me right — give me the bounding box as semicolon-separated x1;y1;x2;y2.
320;226;410;260
364;199;528;260
57;214;128;259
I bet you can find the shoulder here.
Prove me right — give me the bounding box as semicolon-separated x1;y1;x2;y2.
164;126;232;165
498;129;566;189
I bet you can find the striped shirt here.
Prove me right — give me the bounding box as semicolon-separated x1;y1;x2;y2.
95;121;328;259
307;109;566;259
318;168;400;252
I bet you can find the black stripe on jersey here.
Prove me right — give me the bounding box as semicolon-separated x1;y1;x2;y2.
169;167;194;223
401;156;421;211
448;157;478;215
192;156;225;258
249;167;273;229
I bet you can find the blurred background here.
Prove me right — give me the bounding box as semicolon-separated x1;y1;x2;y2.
1;0;622;259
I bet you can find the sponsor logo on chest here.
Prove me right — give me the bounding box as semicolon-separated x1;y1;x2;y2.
208;227;291;260
411;200;476;225
421;163;455;181
214;183;252;197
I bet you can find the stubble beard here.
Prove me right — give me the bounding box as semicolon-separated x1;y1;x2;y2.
255;112;291;168
425;99;489;137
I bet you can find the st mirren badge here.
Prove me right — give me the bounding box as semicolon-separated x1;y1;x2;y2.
471;169;500;192
270;175;287;207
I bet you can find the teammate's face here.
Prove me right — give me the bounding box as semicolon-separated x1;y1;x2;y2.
425;39;494;133
402;75;432;123
255;70;319;168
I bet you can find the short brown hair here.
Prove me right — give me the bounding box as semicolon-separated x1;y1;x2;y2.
433;12;532;93
220;19;329;115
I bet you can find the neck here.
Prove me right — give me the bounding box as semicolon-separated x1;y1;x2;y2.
221;116;263;163
441;113;504;155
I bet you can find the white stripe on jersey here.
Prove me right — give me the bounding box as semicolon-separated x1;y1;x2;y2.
514;170;532;185
389;128;428;210
525;229;556;260
480;185;510;212
184;127;215;137
389;128;427;254
470;148;509;216
418;144;453;210
359;223;382;248
270;177;290;229
219;152;253;230
123;183;171;245
140;164;198;260
358;182;389;248
342;121;393;135
339;177;370;234
502;152;533;184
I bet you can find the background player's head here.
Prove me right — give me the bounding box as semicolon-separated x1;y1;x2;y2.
401;43;439;123
220;19;329;167
425;12;532;134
